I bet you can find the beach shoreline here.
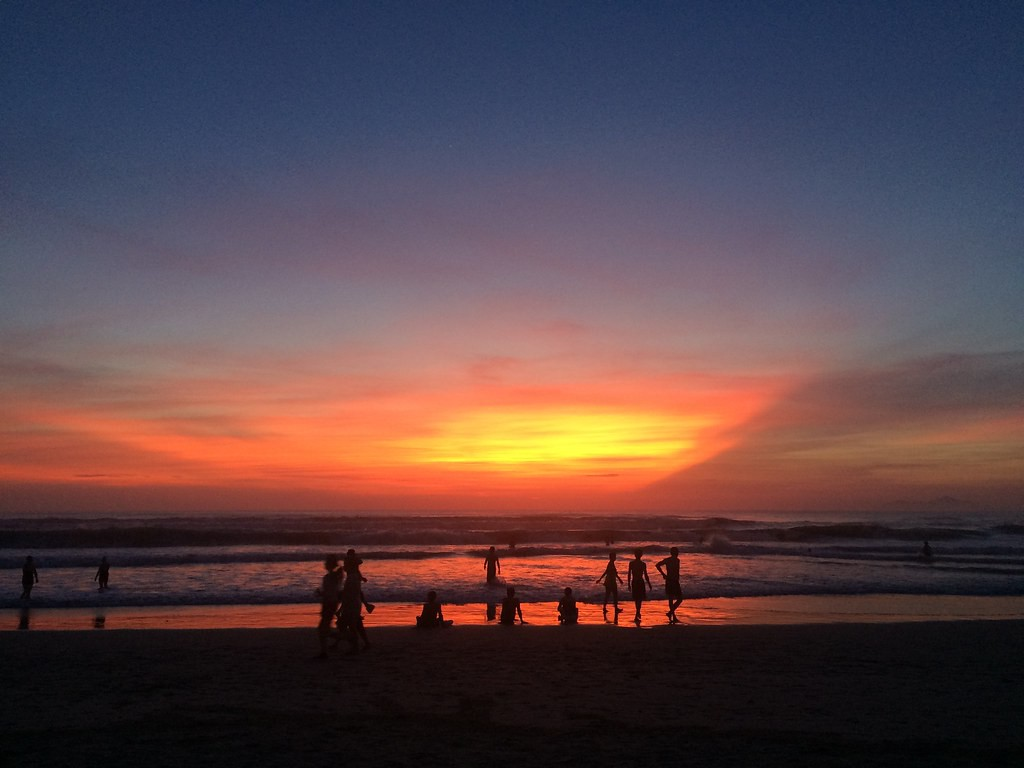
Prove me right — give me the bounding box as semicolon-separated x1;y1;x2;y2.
3;620;1023;767
4;593;1024;632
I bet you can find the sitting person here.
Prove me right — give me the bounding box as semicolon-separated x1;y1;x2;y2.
500;586;525;625
557;587;579;624
416;590;453;628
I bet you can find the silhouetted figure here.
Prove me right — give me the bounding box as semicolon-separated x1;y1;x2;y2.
557;587;579;624
20;556;38;600
343;549;376;614
316;555;341;658
484;546;502;584
656;547;683;624
627;549;652;625
596;551;624;617
500;586;524;625
94;556;110;591
921;541;934;559
338;560;369;652
416;590;453;628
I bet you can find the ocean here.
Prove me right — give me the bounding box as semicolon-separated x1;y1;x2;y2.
3;512;1022;618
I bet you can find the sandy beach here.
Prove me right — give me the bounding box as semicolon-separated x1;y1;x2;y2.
3;620;1023;767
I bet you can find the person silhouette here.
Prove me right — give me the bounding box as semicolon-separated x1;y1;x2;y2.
343;549;376;614
416;590;453;628
20;556;38;600
656;547;683;624
484;546;502;584
316;555;341;658
921;541;934;559
499;586;524;625
557;587;579;624
94;556;110;591
627;549;652;625
338;559;369;652
595;551;624;617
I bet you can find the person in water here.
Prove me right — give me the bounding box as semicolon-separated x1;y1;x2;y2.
595;551;624;617
484;546;502;584
557;587;579;624
656;547;683;624
316;555;341;658
499;586;524;625
627;549;652;625
20;556;38;600
94;556;110;591
416;590;453;628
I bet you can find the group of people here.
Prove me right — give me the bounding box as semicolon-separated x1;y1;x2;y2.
16;555;111;600
596;548;684;624
478;547;686;626
483;546;685;626
316;549;374;658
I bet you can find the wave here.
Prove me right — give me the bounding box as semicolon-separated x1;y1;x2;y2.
1;513;1018;549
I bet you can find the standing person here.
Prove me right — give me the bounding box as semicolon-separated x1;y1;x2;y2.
656;547;683;624
484;546;502;584
343;549;375;614
626;549;652;625
499;586;524;625
595;552;624;617
94;556;110;591
316;555;340;659
338;559;369;652
20;556;38;600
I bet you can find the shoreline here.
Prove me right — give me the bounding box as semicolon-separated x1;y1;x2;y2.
4;593;1024;631
4;620;1023;766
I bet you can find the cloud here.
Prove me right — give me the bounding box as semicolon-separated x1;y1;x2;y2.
639;350;1024;510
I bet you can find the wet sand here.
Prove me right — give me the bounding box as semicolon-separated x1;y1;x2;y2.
3;621;1023;767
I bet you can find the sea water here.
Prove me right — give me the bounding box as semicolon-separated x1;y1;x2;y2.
3;513;1022;617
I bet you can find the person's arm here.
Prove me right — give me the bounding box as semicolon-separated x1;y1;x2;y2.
656;559;667;578
517;602;524;623
497;558;501;574
644;565;653;589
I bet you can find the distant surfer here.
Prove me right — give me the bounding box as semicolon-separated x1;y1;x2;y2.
921;541;933;559
484;546;502;584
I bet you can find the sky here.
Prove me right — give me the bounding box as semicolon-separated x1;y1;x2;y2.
1;1;1022;514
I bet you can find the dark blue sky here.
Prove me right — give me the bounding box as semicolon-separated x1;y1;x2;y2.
2;1;1022;511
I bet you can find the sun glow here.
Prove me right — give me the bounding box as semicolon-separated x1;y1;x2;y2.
395;407;715;478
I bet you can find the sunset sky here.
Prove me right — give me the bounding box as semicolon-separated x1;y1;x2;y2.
2;2;1022;513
